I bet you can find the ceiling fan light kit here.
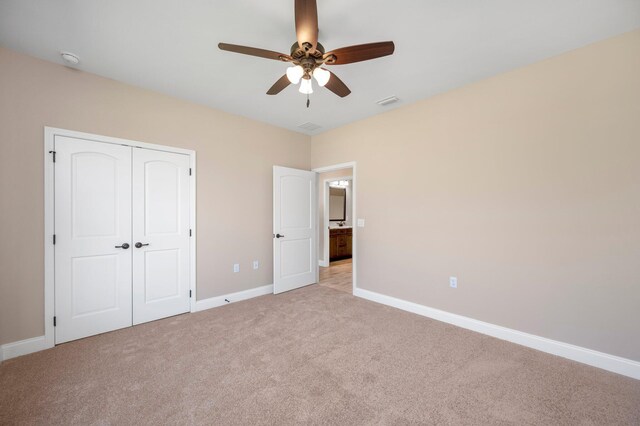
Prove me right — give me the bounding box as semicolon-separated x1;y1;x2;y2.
299;78;313;94
218;0;395;107
312;67;330;87
286;65;304;84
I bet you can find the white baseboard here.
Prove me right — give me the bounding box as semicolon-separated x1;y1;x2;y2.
319;259;329;267
194;284;273;312
354;287;640;380
1;285;273;361
1;335;50;361
6;285;635;380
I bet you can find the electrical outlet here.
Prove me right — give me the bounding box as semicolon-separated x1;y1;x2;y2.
449;277;458;288
233;263;240;273
253;260;259;270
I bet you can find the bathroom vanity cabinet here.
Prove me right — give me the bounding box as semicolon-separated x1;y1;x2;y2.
329;227;352;261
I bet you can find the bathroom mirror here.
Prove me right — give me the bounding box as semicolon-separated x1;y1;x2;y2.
329;187;346;221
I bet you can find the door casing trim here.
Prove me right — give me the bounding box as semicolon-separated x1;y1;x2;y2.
44;127;197;349
312;162;357;294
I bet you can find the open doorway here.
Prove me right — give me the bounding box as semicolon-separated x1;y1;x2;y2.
313;163;356;294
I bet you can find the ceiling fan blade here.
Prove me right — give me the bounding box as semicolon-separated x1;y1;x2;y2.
324;41;395;65
267;74;291;95
218;43;292;61
295;0;318;53
324;71;351;97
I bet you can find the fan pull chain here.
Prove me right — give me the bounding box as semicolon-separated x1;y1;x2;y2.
306;93;310;108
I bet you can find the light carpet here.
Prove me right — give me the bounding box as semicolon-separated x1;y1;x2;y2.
1;284;639;425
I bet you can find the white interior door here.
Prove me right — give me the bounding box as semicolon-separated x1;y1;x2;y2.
54;136;133;344
132;148;191;325
273;166;317;294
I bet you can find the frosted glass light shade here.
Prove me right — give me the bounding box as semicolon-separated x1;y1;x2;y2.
299;78;313;94
313;67;330;87
286;65;304;84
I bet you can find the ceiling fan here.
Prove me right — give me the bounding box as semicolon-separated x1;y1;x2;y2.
218;0;395;106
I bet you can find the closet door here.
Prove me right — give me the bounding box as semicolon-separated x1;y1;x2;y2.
132;148;191;325
54;136;133;344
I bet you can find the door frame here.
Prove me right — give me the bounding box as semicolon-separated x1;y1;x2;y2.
321;175;353;268
312;162;357;294
44;127;197;349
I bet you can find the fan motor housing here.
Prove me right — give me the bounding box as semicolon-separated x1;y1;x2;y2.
291;42;325;59
290;42;334;76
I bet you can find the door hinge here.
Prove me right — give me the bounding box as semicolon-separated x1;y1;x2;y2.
189;290;192;298
53;234;56;245
53;316;57;327
189;229;192;237
49;150;56;162
189;168;192;176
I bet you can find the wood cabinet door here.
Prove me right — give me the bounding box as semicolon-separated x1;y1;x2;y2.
329;236;338;259
337;235;347;256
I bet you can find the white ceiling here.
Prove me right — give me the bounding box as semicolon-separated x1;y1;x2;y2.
1;1;639;135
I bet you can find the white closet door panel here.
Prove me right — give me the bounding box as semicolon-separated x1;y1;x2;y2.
54;136;133;344
144;249;180;302
132;148;190;325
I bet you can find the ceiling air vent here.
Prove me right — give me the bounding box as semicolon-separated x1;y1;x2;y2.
298;122;322;132
376;96;399;106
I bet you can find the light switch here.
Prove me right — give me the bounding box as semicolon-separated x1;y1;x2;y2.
233;264;240;273
357;218;365;227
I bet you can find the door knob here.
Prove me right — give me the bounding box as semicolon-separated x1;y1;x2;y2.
135;242;150;248
275;234;285;238
115;243;130;249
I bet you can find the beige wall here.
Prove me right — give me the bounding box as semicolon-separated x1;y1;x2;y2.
2;29;639;362
0;47;311;345
311;30;640;361
317;168;353;264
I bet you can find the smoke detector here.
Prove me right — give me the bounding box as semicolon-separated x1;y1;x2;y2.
60;52;80;65
376;96;399;106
